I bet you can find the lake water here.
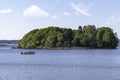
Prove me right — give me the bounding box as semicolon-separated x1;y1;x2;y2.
0;46;120;80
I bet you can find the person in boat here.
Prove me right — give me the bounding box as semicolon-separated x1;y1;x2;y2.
21;51;23;54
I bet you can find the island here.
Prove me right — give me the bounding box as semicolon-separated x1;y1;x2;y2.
17;25;119;49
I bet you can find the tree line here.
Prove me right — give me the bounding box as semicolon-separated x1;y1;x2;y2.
18;25;118;49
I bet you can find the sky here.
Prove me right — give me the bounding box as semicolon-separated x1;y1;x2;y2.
0;0;120;40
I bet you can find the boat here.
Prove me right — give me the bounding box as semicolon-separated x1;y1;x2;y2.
21;51;35;55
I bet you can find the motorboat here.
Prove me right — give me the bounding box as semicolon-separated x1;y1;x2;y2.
21;51;35;55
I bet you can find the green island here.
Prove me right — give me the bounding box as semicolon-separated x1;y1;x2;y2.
18;25;119;49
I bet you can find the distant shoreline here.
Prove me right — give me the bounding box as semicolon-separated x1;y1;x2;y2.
17;46;118;50
0;40;19;47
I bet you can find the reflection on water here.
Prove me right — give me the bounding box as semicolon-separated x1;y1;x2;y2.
0;46;120;80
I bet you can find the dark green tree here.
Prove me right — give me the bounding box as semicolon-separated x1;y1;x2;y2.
96;27;118;48
82;25;97;47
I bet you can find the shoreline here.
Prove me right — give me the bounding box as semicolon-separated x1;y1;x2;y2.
16;47;117;50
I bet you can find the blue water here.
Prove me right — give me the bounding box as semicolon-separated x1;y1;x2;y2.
0;46;120;80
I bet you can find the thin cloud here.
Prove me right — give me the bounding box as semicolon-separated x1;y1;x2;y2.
52;15;58;19
105;15;120;25
0;8;12;14
23;5;49;17
70;2;92;16
104;15;120;38
55;0;59;2
63;12;71;16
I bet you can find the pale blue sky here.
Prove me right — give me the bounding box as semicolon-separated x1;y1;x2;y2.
0;0;120;39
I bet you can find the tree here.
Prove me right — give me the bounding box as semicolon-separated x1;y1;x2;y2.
72;30;82;47
78;25;82;32
62;28;73;47
56;32;64;47
96;27;118;48
82;25;97;47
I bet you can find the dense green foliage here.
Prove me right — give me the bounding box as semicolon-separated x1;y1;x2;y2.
18;25;118;49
